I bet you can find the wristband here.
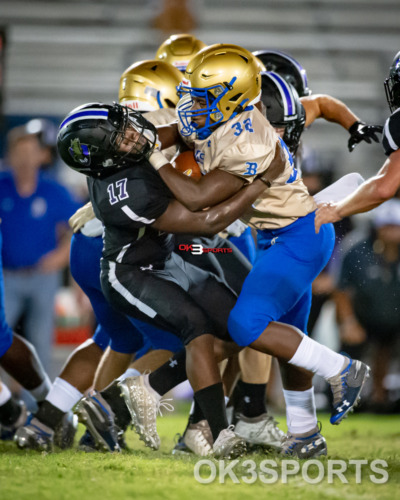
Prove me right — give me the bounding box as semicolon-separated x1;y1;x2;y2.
149;151;169;171
257;176;272;188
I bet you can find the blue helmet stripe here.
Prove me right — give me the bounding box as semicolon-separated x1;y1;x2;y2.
59;109;109;131
267;71;295;117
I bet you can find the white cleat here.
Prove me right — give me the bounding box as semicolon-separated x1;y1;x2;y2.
118;376;173;450
235;413;285;451
213;425;247;459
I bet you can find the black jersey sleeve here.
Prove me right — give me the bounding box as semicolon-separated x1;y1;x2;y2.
382;109;400;156
124;175;171;223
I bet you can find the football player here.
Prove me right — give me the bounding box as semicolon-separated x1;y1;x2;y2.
56;101;278;458
232;66;374;447
156;39;282;452
315;50;400;230
139;43;370;458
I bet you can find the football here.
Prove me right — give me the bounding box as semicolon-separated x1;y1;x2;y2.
173;150;202;179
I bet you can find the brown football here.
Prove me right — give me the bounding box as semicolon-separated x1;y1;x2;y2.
173;150;202;179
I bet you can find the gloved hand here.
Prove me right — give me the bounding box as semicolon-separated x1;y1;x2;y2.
347;121;383;152
69;202;95;233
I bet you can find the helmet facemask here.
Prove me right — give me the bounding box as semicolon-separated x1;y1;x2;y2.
58;103;157;178
177;80;237;139
110;105;157;162
384;53;400;113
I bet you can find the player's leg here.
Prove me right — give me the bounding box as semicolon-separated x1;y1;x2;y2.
234;348;285;451
95;257;246;457
229;214;370;451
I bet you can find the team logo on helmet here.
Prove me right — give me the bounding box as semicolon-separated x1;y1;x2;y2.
68;138;91;166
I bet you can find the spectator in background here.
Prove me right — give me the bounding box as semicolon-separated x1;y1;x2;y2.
0;123;81;373
151;0;197;35
334;198;400;411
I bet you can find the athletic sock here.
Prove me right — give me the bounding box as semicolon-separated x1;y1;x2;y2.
288;335;346;379
101;381;131;431
227;379;244;412
194;383;228;442
283;387;318;435
148;349;187;396
35;400;65;430
189;400;205;424
29;375;52;403
45;377;83;413
240;382;267;418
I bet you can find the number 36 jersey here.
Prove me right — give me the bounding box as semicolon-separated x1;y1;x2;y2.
182;106;316;230
87;164;175;266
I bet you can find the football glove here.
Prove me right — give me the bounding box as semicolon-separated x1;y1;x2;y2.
347;121;383;152
69;202;95;233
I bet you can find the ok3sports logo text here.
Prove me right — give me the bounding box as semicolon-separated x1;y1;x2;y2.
178;244;233;255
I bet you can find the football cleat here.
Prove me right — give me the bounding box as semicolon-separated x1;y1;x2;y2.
53;410;78;450
0;400;29;441
172;420;213;457
212;425;247;459
118;375;173;451
328;358;370;425
281;425;327;458
14;415;54;451
234;413;285;451
78;429;97;453
75;391;120;453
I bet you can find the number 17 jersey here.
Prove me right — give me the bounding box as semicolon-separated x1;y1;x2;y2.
87;164;175;266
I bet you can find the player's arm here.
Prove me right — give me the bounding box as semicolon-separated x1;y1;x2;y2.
301;94;382;151
301;94;360;129
315;148;400;232
151;178;269;235
150;139;287;211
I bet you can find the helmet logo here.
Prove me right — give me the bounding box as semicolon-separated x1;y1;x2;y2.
68;138;91;166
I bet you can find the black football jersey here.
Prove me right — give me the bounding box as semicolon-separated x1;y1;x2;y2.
382;108;400;156
87;164;175;266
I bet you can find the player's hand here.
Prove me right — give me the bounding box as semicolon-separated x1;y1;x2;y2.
314;202;342;233
347;121;383;152
69;202;95;233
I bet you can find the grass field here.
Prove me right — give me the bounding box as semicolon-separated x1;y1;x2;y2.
0;408;399;500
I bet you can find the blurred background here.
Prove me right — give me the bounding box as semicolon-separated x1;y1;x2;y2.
1;0;399;412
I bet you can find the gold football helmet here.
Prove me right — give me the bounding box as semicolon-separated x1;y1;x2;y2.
119;60;182;111
155;33;206;72
177;44;262;139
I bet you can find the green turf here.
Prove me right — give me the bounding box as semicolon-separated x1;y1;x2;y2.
0;411;398;500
